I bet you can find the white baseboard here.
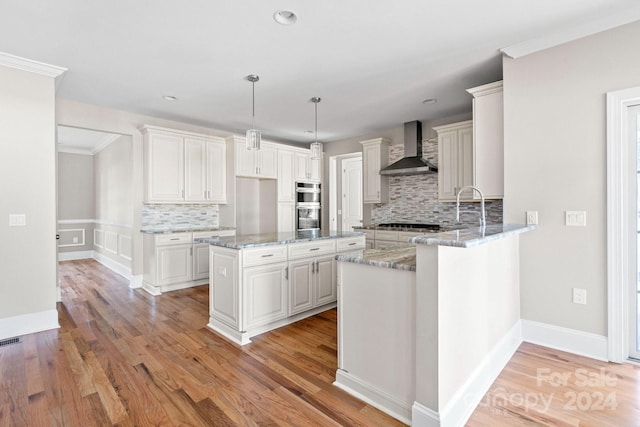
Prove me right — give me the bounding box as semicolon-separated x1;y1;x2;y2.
93;251;132;282
411;402;441;427
58;250;93;261
0;309;59;341
129;274;143;289
334;369;412;425
438;321;523;427
521;319;608;362
142;281;162;296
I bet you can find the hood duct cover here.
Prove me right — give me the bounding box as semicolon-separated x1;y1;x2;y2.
379;120;438;176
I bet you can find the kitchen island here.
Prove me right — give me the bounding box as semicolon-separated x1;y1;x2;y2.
197;230;365;345
335;224;535;426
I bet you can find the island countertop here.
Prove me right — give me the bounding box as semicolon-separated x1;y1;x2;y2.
195;230;364;249
336;245;416;272
411;223;536;248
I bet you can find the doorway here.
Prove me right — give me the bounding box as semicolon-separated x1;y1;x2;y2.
329;153;363;232
631;105;640;360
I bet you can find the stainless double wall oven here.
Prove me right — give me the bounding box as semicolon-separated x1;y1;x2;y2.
296;182;321;231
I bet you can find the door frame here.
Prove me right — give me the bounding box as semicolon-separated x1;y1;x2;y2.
606;85;640;363
329;152;362;232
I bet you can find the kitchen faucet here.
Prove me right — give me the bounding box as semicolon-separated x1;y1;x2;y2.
455;185;486;227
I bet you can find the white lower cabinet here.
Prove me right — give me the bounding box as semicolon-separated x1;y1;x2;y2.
207;235;364;345
192;243;210;280
244;263;288;329
143;229;235;295
157;244;192;285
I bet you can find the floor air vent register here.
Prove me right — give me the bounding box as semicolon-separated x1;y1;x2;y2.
0;336;23;347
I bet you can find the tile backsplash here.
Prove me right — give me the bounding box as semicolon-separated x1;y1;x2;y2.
371;141;503;227
141;204;219;230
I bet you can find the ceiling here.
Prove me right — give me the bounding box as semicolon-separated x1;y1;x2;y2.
1;1;639;145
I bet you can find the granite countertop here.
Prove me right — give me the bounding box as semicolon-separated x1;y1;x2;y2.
336;245;416;272
195;230;364;249
354;224;460;232
141;225;236;234
411;224;536;248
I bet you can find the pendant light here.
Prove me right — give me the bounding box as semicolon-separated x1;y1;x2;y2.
245;75;261;150
310;97;322;159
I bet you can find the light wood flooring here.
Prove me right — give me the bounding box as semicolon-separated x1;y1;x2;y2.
0;259;639;426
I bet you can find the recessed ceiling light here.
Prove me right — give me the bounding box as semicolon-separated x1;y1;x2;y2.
274;10;297;25
422;98;437;104
162;95;178;101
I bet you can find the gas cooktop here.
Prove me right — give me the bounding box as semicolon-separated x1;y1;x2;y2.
377;223;441;230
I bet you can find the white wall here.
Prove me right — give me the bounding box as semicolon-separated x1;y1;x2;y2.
503;20;640;336
0;65;58;332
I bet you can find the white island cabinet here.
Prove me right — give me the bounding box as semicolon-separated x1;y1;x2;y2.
203;232;365;345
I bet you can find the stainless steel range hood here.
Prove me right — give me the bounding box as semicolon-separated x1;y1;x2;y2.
379;121;438;176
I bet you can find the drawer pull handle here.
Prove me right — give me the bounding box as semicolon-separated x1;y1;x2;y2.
170;238;180;240
261;254;274;258
348;242;356;246
310;248;320;251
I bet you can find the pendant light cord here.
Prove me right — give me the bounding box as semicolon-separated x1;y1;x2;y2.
251;80;255;129
314;101;318;143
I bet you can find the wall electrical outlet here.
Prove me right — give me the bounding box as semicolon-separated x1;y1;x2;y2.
9;214;26;226
573;288;587;305
526;211;538;225
72;237;79;243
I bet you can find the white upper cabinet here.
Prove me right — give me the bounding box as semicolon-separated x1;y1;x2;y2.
435;121;474;201
278;149;295;202
360;138;391;204
144;130;185;202
294;151;321;183
142;126;227;204
435;80;503;202
206;140;227;203
467;80;504;200
184;137;207;202
234;139;277;179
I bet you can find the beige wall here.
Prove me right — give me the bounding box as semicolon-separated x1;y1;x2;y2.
503;20;640;336
58;152;95;219
94;135;133;226
0;65;57;321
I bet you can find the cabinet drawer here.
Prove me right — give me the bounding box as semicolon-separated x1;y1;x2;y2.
288;240;336;260
336;236;366;252
192;229;236;241
375;230;399;241
155;233;193;245
243;245;288;267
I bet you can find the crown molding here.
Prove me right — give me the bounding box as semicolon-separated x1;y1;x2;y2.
92;133;122;154
0;52;66;78
57;146;93;155
501;9;640;59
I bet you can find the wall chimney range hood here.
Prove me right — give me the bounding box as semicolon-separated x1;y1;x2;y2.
379;121;437;176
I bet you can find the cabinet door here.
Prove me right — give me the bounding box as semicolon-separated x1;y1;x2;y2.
211;249;239;328
193;243;210;280
294;152;309;182
309;157;322;182
288;259;314;315
362;144;381;203
184;138;207;202
278;149;295;201
156;245;192;285
244;263;287;329
277;202;295;233
315;256;337;306
235;141;256;177
206;140;227;203
258;145;278;179
457;127;475;195
146;132;184;202
437;130;458;200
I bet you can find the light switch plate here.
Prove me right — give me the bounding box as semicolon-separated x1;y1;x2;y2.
526;211;538;225
573;288;587;305
9;214;26;226
566;211;586;227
